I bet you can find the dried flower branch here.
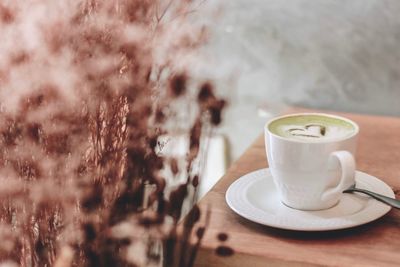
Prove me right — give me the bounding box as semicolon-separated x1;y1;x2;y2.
0;1;227;267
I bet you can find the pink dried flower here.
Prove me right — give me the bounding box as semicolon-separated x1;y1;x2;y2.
0;0;228;266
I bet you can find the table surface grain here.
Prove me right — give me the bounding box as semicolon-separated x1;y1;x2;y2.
195;109;400;267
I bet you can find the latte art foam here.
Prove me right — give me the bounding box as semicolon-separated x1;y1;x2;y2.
268;114;356;142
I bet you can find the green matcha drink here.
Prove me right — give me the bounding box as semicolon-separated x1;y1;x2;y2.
268;114;356;142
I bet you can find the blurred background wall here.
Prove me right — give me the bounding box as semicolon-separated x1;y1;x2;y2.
196;0;400;161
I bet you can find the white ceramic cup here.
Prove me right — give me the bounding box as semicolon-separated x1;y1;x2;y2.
265;113;359;210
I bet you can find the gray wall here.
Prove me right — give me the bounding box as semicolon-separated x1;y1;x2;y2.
202;0;400;114
198;0;400;159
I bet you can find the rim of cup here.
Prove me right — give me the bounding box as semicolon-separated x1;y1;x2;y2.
265;112;360;144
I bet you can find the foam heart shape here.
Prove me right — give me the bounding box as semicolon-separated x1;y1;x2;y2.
289;124;326;138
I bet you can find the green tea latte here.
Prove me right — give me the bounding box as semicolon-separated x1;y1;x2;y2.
268;114;356;142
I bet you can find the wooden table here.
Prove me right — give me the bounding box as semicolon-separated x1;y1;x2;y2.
195;109;400;267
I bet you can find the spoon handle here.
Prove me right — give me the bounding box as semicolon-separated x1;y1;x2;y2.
344;188;400;209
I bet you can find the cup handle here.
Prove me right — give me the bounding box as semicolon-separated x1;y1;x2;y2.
321;151;356;202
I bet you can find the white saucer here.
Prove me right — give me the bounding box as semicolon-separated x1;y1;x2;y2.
226;168;394;231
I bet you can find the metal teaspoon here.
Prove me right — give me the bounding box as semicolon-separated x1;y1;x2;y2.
344;184;400;209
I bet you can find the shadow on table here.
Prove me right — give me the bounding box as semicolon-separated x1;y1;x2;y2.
235;211;399;240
